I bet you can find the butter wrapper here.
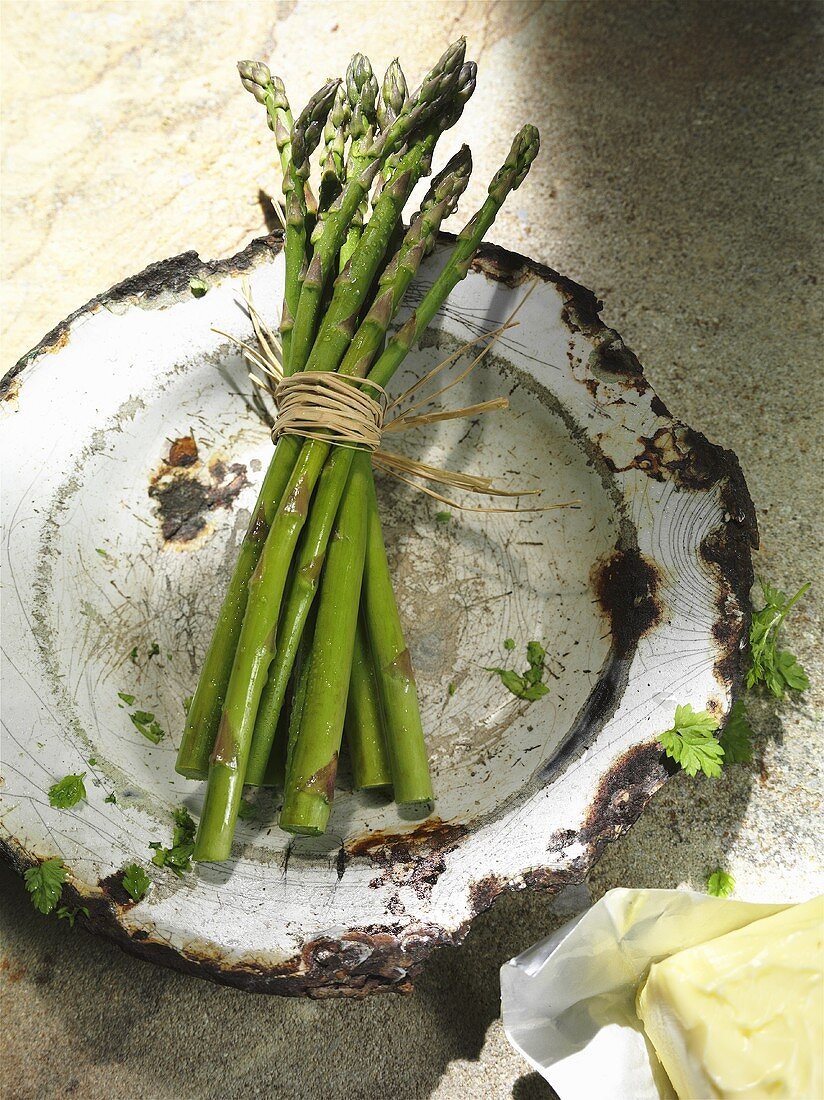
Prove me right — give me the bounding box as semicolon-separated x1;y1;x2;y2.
500;888;786;1099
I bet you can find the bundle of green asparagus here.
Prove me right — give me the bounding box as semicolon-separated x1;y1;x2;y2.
176;38;540;861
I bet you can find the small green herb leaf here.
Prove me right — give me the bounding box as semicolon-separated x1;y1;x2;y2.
48;773;87;809
122;863;151;902
719;700;753;764
447;681;456;697
189;277;209;298
659;705;724;778
87;757;97;767
747;580;810;698
707;869;735;897
503;638;515;651
486;640;550;702
147;642;160;659
129;710;165;744
56;905;89;928
435;511;451;524
104;792;117;804
129;646;139;663
118;692;136;705
24;859;67;915
150;809;196;877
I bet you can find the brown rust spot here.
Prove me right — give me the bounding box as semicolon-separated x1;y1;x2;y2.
592;547;663;659
587;331;649;392
346;817;468;900
347;817;467;861
149;447;248;544
2;377;21;408
168;433;199;467
468;874;507;914
584;742;668;839
303;755;338;803
614;423;758;496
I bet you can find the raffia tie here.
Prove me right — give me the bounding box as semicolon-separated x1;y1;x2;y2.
270;372;388;451
217;277;582;514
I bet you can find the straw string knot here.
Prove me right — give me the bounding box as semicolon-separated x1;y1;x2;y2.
271;372;388;451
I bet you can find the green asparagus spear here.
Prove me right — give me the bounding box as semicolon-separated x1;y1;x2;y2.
345;612;392;789
373;59;410;205
369;125;540;390
238;65;339;371
279;454;369;835
339;54;379;269
360;471;431;805
317;83;350;216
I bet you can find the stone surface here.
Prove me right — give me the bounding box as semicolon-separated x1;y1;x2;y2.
1;2;821;1099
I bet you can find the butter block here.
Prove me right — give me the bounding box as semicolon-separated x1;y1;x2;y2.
637;895;824;1099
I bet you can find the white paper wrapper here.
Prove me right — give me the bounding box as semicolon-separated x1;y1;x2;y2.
500;888;786;1099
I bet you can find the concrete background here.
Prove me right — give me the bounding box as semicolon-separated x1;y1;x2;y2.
1;2;822;1097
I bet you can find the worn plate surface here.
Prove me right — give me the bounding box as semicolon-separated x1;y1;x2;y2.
0;232;756;996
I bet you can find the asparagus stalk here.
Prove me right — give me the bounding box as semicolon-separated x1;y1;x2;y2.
176;458;294;778
339;54;379;269
238;65;339;371
289;37;467;376
345;611;392;790
279;453;370;835
360;471;431;804
317;83;350;217
369;125;541;390
373;59;410;205
243;150;472;785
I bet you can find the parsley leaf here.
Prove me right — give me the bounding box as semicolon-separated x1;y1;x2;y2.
122;863;151;902
659;704;724;778
486;640;550;702
747;580;810;698
435;511;451;524
129;709;165;744
118;692;136;705
48;772;87;809
57;905;89;927
150;808;196;877
707;869;735;897
503;638;515;651
189;277;209;298
147;641;160;659
104;792;117;804
129;646;139;664
447;681;456;697
24;858;67;914
719;700;753;764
